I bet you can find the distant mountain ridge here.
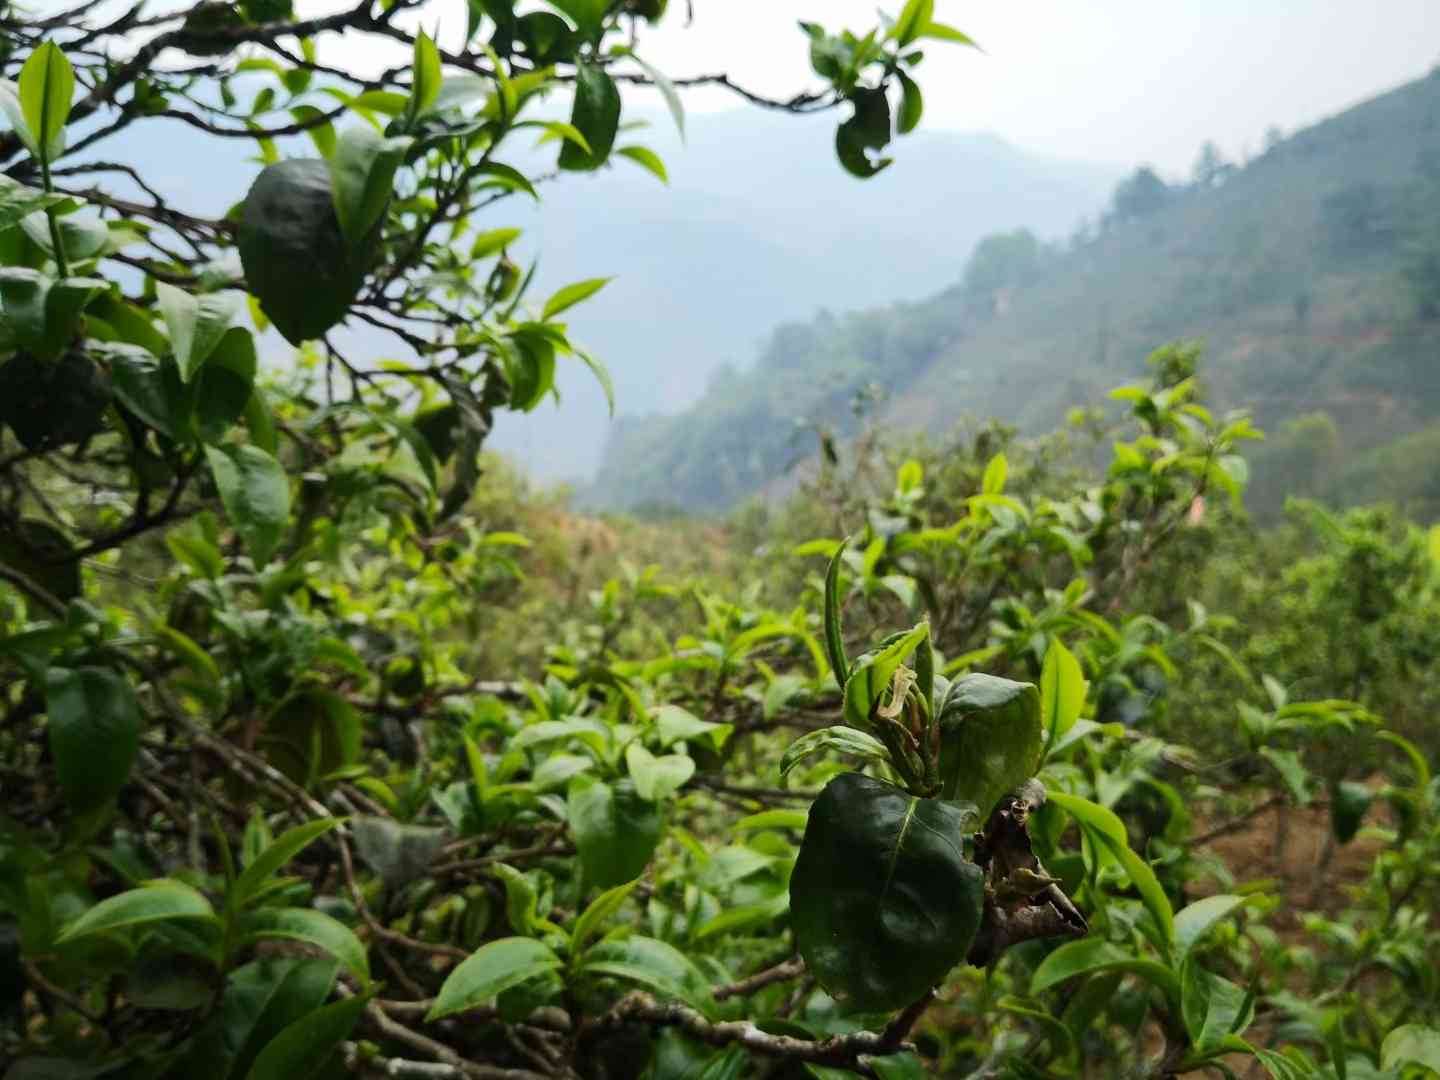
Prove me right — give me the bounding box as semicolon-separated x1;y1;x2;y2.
590;66;1440;517
86;102;1119;482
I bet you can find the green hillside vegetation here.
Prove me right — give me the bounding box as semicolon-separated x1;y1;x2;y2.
593;66;1440;516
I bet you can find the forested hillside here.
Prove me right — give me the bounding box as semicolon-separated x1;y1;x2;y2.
593;66;1440;515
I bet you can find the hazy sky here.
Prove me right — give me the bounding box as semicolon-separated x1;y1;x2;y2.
305;0;1440;176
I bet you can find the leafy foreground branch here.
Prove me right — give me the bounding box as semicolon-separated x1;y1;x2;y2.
4;4;1440;1080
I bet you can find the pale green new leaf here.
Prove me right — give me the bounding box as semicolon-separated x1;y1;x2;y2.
56;882;216;943
427;937;562;1020
19;41;74;161
542;277;611;320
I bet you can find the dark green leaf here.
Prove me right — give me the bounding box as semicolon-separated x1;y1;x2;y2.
238;158;372;345
936;673;1042;819
791;773;983;1012
1329;780;1372;845
567;776;662;889
45;666;141;816
205;443;290;566
823;538;850;688
192;327;257;443
835;87;892;178
559;62;620;170
895;69;923;134
0;518;79;601
242;991;368;1080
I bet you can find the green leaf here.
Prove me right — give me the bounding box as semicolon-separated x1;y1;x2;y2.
328;126;411;249
45;666;142;816
192;327;257;442
490;864;540;936
1329;780;1372;845
19;42;74;161
1047;791;1174;947
790;773;983;1012
238;907;370;985
1040;638;1086;755
835;87;892;178
1181;959;1254;1051
1381;1025;1440;1075
244;388;278;455
1258;747;1312;806
0;176;71;232
568;776;662;889
243;991;368;1080
628;53;684;140
575;346;615;417
1174;894;1250;960
205;443;290;566
470;227;522;259
654;705;732;751
290;105;336;157
547;0;607;39
1030;937;1180;1002
889;0;934;45
1251;1047;1320;1080
231;818;345;908
920;21;979;47
426;937;562;1020
559;62;620;170
239;158;373;345
0;270;107;362
780;725;892;778
154;281;238;383
842;621;929;731
409;29;443;119
580;935;711;1008
542;276;611;320
616;145;667;183
823;537;851;688
982;452;1008;494
571;878;639;953
936;674;1042;819
895;69;923;135
56;882;216;943
625;743;695;802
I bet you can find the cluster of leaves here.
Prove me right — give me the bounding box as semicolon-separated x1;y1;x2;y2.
1;7;1440;1080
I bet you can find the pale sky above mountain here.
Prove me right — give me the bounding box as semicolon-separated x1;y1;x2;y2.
298;0;1440;176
